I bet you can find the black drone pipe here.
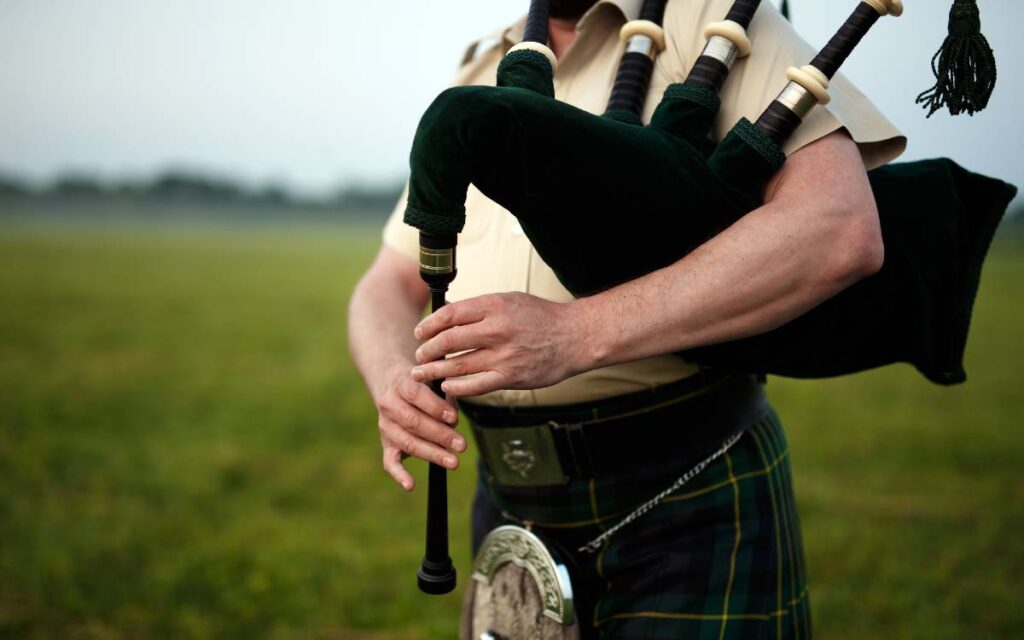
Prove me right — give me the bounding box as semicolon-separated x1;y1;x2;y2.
687;0;762;91
522;0;551;44
606;0;670;118
726;0;761;28
756;0;895;143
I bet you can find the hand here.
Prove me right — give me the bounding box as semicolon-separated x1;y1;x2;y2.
373;360;466;491
411;292;592;397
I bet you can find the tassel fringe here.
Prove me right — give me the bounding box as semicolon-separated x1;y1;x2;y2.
916;0;997;118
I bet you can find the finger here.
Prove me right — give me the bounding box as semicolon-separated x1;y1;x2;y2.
382;446;415;491
412;349;492;385
400;377;458;425
394;389;466;452
414;297;489;341
442;370;508;399
382;396;464;452
380;419;460;470
415;322;499;365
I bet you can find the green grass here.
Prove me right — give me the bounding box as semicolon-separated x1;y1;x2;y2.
0;218;1021;639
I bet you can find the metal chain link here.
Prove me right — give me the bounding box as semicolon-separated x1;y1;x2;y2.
577;431;744;554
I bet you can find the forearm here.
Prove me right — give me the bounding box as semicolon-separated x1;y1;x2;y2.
576;131;883;369
350;247;465;488
348;249;428;398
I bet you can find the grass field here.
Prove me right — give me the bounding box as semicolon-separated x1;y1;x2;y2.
1;217;1022;639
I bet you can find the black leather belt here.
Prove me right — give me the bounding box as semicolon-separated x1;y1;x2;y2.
460;372;768;487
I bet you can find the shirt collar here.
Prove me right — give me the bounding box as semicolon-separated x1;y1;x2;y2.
502;0;640;44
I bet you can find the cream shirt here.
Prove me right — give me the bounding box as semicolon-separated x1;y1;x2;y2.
383;0;906;407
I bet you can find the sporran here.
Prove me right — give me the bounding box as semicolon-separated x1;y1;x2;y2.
460;526;580;640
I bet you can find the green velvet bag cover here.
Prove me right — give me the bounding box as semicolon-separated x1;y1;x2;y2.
403;52;1017;384
406;76;780;293
687;160;1017;385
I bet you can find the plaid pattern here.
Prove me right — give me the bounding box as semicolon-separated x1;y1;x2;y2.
471;408;811;640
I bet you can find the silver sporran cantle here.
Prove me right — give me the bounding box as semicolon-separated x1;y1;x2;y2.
460;525;580;639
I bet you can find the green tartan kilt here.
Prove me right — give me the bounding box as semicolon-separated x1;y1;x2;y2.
471;407;811;640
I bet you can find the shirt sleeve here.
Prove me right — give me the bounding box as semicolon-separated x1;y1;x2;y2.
380;33;511;260
381;183;420;262
664;0;906;169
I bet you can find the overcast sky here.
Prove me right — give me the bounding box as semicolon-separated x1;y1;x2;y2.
0;0;1020;198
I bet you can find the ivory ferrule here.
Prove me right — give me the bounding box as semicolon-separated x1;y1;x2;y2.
619;20;666;53
785;65;831;105
703;20;751;58
863;0;903;17
507;41;558;74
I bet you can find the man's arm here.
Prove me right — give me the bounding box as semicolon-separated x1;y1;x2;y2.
348;246;466;491
411;130;883;396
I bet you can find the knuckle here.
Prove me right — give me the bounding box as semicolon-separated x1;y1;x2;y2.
451;358;468;377
402;378;421;400
491;316;509;335
398;377;417;399
492;317;510;334
422;426;444;446
379;396;399;415
399;436;417;455
403;409;421;430
439;332;454;352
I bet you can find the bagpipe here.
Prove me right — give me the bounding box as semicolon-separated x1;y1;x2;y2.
406;0;1018;603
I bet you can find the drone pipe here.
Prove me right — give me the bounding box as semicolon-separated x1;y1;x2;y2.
755;0;902;143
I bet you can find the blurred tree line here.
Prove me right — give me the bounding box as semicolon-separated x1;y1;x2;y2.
0;169;1020;227
0;170;404;219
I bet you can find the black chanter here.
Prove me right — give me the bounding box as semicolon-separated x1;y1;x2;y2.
415;235;458;595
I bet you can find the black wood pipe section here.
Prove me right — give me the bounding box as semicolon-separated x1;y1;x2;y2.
725;0;762;29
607;52;656;115
416;233;457;595
604;0;668;118
684;0;762;91
523;0;551;44
686;55;732;92
810;2;880;79
755;2;887;146
755;100;805;144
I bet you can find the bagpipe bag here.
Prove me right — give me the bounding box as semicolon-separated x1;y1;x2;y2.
404;0;1017;385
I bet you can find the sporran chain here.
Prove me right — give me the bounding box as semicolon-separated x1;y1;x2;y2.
577;431;743;554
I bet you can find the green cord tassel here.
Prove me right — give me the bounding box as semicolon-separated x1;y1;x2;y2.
916;0;997;118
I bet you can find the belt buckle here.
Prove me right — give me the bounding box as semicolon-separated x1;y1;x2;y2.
474;422;568;487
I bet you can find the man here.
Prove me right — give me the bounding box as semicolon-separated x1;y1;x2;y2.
349;0;905;636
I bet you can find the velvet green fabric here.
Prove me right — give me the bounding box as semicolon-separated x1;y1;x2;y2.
687;159;1017;385
496;50;554;97
406;83;780;293
403;65;1017;384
